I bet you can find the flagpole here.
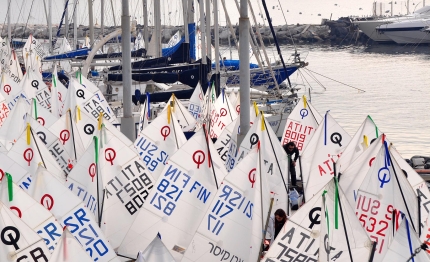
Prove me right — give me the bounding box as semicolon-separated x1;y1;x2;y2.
257;143;266;262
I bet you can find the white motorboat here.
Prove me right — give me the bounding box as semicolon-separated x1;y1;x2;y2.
353;5;430;42
376;18;430;44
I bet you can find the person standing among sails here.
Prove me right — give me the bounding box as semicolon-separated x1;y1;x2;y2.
283;141;299;187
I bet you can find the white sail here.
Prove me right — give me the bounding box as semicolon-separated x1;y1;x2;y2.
264;178;372;262
138;97;150;133
280;96;322;152
7;123;64;180
0;152;30;188
0;200;52;261
98;124;155;249
0;68;22;103
27;116;73;177
181;146;271;262
26;166;120;262
76;75;119;124
162;94;196;132
319;179;373;261
187;83;204;122
336;115;380;173
137;236;176;262
301;112;351;198
3;50;24;85
135;107;187;180
51;65;68;117
0;181;62;252
19;68;50;105
134;32;145;50
209;90;237;139
234;113;289;212
118;127;226;260
355;141;418;261
49;229;94;262
382;217;430;261
0;91;9;127
0;98;29;150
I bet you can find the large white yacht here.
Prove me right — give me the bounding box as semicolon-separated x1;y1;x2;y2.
376;18;430;44
353;5;430;42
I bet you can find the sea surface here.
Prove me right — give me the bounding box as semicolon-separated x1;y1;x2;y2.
221;44;430;159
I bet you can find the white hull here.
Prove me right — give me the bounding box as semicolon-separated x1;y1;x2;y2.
384;30;430;44
354;20;394;42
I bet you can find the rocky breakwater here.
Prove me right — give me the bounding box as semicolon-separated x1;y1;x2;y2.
0;18;368;46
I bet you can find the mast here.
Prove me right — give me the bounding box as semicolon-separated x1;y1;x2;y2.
73;0;78;50
101;0;104;36
7;0;11;42
213;0;220;94
48;0;53;53
199;0;207;65
237;0;250;146
182;0;189;43
120;0;135;141
65;0;69;38
143;0;149;49
205;0;211;61
88;0;95;46
154;0;161;57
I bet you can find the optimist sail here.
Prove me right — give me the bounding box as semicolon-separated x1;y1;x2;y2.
137;95;150;133
336;115;380;173
0;72;21;105
0;200;52;261
280;96;322;152
98;124;155;249
263;178;372;262
181;146;271;262
162;94;197;132
0;92;10;128
188;83;205;122
208;89;237;139
118;127;227;260
232;113;289;212
49;229;94;262
137;236;175;262
301;111;351;198
51;65;68;117
0;181;63;252
355;141;418;261
0;98;29;150
135;107;187;180
26;166;120;262
0;152;30;188
7;123;64;180
382;217;430;262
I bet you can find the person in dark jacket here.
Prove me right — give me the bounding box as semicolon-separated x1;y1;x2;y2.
282;141;299;187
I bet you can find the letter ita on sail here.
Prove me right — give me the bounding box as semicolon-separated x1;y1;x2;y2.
264;178;372;262
301;111;351;198
281;96;322;153
118;127;227;261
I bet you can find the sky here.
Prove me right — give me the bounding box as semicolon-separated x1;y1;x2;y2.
0;0;426;31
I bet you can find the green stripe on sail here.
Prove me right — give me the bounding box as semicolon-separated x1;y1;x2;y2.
322;190;329;235
33;98;38;119
52;74;57;87
367;115;379;138
93;136;99;164
6;173;13;201
334;177;339;229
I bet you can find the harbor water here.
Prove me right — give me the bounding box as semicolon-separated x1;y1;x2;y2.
221;45;430;159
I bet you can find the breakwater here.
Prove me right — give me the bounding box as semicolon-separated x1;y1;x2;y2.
0;18;370;46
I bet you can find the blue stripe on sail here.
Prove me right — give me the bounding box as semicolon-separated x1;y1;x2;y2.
189;23;196;61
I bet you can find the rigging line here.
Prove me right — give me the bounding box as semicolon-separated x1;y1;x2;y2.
276;0;297;50
297;69;315;92
68;110;78;160
301;67;327;90
30;127;47;169
16;0;31;41
2;0;12;37
203;124;219;189
304;68;366;93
